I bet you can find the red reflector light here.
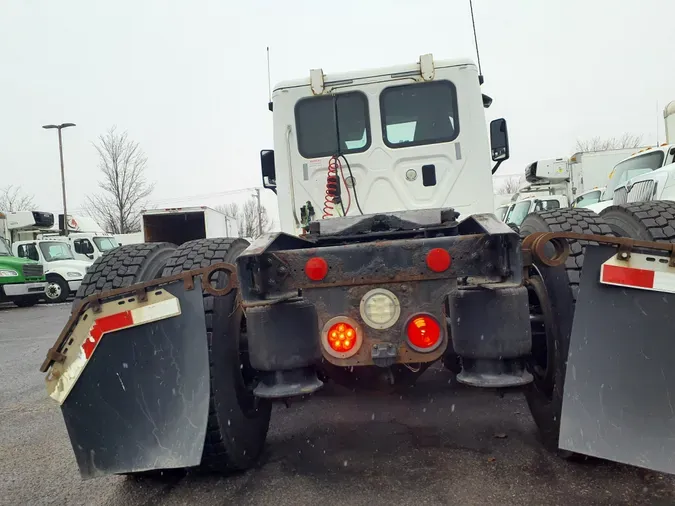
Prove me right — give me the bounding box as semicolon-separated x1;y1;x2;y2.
426;248;451;273
326;321;357;353
305;257;328;281
406;315;441;351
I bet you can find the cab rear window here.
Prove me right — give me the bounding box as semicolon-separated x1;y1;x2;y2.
294;92;370;159
380;81;459;148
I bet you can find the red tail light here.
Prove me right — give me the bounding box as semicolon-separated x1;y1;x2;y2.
406;314;442;351
305;257;328;281
326;321;357;353
321;317;362;358
426;248;451;273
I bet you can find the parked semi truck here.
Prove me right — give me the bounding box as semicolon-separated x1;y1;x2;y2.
582;101;675;221
501;149;643;228
43;214;120;262
39;232;119;263
42;55;675;480
0;211;48;306
13;238;89;303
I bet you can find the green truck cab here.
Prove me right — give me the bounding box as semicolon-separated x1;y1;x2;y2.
0;237;46;307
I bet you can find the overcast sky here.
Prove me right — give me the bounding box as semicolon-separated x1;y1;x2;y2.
2;0;674;226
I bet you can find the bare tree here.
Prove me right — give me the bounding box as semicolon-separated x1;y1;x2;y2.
84;127;154;233
495;176;522;195
216;199;273;239
575;133;643;153
0;185;35;212
218;202;240;223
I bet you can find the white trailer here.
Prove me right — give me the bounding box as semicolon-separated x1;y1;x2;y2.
141;206;237;245
113;232;144;246
567;148;639;202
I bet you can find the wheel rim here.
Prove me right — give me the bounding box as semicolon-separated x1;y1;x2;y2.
526;268;555;400
46;282;62;300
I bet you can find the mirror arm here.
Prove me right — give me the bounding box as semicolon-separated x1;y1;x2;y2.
491;160;504;175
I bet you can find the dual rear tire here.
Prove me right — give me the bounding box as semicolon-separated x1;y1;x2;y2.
74;239;270;475
519;208;613;456
75;203;675;469
600;201;675;242
520;202;675;456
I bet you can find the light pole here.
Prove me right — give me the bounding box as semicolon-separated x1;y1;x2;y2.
42;123;76;236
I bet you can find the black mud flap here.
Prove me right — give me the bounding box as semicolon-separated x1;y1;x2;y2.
560;245;675;474
61;279;210;479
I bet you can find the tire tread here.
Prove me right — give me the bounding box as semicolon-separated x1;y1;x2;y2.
161;237;258;471
522;208;613;301
601;202;675;242
74;242;176;303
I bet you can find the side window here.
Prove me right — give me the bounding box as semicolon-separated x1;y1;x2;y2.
17;244;39;261
73;239;93;254
27;244;40;261
534;199;561;212
495;206;508;221
573;190;601;208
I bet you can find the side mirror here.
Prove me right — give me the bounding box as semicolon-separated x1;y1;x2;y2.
86;242;95;254
260;150;277;194
490;118;510;163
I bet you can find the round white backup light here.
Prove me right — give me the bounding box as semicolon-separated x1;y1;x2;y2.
359;288;401;330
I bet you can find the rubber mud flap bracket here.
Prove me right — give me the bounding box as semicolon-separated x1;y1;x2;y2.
559;245;675;474
59;278;211;478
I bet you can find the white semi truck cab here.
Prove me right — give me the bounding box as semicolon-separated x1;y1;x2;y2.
511;149;641;216
583;102;675;215
499;159;570;227
39;232;119;262
43;53;675;480
261;54;508;235
588;144;675;213
502;194;569;228
12;239;89;303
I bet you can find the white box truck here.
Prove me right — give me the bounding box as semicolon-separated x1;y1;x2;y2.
568;149;638;196
521;150;640;206
141;206;237;245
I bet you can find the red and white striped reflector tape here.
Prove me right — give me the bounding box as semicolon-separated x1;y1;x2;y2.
49;297;181;404
600;252;675;294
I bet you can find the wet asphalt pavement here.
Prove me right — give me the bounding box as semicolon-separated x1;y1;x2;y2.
1;303;674;506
